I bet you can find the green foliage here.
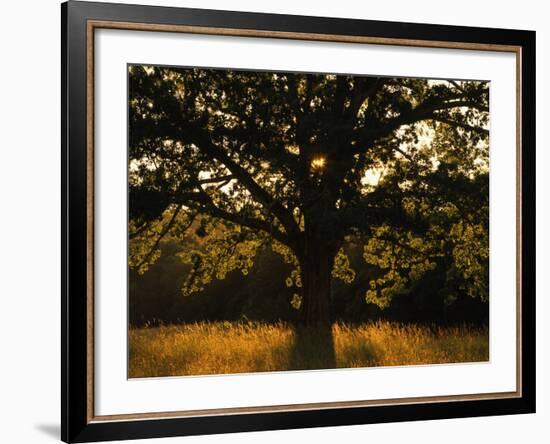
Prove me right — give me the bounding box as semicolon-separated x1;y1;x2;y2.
174;219;266;296
362;167;489;309
290;294;303;310
332;248;356;284
447;221;489;302
364;226;439;309
271;241;302;292
128;205;193;274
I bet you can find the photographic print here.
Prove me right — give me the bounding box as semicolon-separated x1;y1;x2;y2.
127;65;490;378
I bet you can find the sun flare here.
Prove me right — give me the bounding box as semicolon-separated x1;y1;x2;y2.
310;155;327;171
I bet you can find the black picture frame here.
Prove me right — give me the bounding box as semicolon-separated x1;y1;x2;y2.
62;1;536;442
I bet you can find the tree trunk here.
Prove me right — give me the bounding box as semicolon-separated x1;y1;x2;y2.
299;229;338;328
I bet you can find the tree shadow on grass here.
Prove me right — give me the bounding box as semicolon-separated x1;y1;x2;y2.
288;325;336;371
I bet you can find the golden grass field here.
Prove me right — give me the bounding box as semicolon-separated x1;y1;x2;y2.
128;321;489;378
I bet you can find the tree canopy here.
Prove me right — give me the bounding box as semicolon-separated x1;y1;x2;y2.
128;65;489;327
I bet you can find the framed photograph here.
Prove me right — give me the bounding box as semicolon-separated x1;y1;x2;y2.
62;1;535;442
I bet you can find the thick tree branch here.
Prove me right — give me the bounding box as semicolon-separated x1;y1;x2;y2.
191;132;302;241
449;80;467;94
196;174;234;185
195;185;294;248
431;116;489;135
353;98;489;150
348;78;384;119
207;206;293;248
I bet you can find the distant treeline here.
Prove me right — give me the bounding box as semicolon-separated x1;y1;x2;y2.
129;239;488;327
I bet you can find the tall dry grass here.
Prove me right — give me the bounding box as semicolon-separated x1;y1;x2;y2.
128;321;488;378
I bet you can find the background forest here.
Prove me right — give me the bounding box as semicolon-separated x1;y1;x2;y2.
129;235;488;327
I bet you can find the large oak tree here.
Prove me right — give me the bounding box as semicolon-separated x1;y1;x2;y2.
128;66;489;328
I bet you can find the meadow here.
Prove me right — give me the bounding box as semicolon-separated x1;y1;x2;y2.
128;321;489;378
